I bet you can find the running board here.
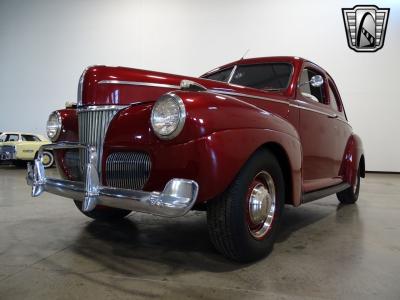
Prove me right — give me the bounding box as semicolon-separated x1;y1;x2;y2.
302;182;351;203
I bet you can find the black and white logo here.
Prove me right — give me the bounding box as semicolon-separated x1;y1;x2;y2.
342;5;390;52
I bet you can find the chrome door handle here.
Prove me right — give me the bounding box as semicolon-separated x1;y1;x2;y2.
328;114;338;119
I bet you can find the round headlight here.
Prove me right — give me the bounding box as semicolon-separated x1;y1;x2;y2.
151;93;186;140
46;111;61;141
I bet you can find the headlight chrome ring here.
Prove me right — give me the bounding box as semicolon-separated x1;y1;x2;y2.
151;93;186;140
46;111;62;142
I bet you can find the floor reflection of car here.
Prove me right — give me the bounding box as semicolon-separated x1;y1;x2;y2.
0;132;54;168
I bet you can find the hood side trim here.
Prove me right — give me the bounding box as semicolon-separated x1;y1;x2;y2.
98;80;180;90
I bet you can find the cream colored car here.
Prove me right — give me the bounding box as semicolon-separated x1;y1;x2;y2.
0;132;54;168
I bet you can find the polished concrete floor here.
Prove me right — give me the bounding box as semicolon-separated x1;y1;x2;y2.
0;165;399;299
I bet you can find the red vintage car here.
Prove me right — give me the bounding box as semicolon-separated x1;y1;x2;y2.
27;56;365;262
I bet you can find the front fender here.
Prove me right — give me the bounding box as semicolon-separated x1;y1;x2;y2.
158;90;300;144
105;102;302;204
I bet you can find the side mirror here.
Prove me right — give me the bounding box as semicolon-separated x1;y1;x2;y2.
310;75;324;87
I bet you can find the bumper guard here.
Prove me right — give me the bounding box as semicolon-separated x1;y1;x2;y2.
26;143;199;217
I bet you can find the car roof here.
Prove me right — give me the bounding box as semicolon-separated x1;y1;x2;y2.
1;132;34;135
0;132;48;140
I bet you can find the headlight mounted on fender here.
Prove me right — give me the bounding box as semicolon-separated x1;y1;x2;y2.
151;93;186;140
46;111;62;141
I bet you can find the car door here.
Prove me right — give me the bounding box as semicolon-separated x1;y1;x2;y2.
326;78;353;176
293;65;342;192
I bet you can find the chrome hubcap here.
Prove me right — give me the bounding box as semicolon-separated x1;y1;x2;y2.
41;152;53;167
247;171;276;239
41;154;50;165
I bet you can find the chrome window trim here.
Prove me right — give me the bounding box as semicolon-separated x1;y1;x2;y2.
210;90;289;105
290;104;333;117
290;102;350;124
98;80;180;90
227;65;237;83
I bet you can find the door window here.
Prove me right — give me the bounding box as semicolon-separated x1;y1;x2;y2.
5;134;19;142
21;135;40;141
299;69;326;103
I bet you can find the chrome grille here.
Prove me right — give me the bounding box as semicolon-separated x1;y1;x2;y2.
78;107;122;175
106;152;151;190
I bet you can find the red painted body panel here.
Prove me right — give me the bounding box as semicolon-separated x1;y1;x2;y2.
53;56;364;206
339;134;365;186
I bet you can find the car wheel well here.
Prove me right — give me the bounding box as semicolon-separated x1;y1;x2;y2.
359;155;365;178
259;143;293;205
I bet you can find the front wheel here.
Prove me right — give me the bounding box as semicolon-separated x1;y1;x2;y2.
73;200;131;221
207;149;285;262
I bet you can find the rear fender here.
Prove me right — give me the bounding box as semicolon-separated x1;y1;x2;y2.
339;134;365;186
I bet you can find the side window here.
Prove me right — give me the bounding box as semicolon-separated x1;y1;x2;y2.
0;135;5;142
22;135;40;142
328;82;341;112
299;69;326;104
7;134;19;142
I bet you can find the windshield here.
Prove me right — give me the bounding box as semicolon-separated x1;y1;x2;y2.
204;63;293;91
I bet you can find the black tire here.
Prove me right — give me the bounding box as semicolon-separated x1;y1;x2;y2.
73;200;131;221
207;148;285;262
337;168;360;204
41;151;54;168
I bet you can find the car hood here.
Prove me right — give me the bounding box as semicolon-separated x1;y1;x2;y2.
80;66;286;106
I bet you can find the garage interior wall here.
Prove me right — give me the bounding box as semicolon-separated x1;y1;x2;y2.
0;0;399;172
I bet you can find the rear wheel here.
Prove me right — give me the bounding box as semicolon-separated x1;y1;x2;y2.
337;168;360;204
73;200;131;221
207;149;285;262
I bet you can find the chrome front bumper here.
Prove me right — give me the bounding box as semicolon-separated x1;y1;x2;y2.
26;143;199;217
